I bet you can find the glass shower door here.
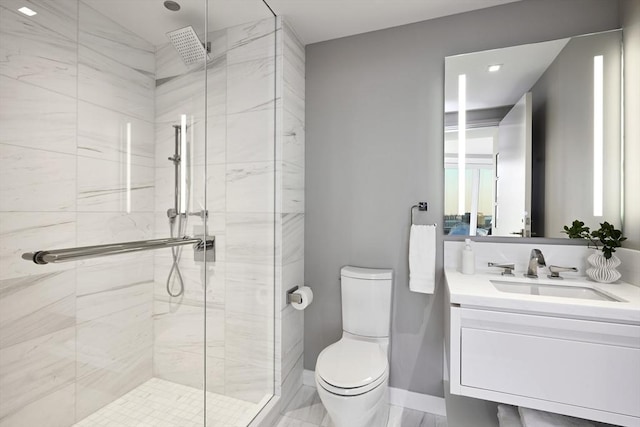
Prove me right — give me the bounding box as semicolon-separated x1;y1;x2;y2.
0;0;277;426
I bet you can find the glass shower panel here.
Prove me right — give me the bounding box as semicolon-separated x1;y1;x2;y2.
0;0;206;425
0;1;80;424
205;3;278;426
0;0;276;425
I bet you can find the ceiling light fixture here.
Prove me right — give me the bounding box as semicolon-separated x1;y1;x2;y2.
18;6;37;16
488;64;502;72
164;1;181;11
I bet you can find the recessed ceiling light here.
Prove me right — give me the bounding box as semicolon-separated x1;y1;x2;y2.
18;6;37;16
488;64;502;72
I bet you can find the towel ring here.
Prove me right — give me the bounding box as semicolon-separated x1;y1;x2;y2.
411;202;428;225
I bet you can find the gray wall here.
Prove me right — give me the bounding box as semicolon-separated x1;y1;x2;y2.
304;0;620;395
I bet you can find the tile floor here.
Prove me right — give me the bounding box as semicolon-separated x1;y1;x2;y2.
73;377;262;427
275;386;448;427
72;380;446;427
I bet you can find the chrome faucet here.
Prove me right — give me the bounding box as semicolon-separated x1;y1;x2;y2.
525;249;546;278
488;262;515;276
547;265;578;279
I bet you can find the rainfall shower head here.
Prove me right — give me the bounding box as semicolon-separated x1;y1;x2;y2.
166;26;210;66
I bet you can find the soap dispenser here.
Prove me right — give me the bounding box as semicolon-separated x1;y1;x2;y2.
461;238;475;275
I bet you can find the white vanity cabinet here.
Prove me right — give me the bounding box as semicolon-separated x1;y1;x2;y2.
448;306;640;426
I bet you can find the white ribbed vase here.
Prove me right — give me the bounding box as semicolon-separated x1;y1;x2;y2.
586;251;621;283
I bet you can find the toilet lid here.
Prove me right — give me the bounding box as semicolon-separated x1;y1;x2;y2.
316;339;388;389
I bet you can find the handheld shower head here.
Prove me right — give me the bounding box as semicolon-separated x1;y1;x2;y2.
166;26;210;66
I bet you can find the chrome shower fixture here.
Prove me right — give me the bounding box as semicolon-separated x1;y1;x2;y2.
166;26;211;66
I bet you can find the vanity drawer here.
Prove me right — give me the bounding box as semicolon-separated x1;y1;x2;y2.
458;309;640;418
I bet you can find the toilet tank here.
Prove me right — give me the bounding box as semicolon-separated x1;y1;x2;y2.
340;266;393;338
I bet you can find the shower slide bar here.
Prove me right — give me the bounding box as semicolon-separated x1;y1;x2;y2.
21;237;207;265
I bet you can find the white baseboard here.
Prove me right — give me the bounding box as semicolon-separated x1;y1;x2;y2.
302;369;315;387
302;369;446;417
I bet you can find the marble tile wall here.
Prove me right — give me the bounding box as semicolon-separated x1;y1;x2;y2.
276;21;306;410
152;16;306;409
75;1;156;420
1;3;304;425
152;19;214;398
0;1;79;425
0;1;155;425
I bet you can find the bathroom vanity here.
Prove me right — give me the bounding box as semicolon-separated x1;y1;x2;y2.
444;270;640;427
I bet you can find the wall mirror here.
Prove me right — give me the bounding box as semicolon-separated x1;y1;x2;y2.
443;30;622;238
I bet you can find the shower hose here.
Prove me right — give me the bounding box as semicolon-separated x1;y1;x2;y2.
166;213;187;297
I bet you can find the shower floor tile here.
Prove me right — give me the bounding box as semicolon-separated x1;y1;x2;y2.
73;377;263;427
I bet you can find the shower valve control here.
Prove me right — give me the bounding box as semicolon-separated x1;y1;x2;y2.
194;235;215;263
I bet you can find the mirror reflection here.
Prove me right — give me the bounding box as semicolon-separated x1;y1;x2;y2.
444;30;622;238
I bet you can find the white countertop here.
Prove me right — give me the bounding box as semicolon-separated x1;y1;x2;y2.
445;269;640;324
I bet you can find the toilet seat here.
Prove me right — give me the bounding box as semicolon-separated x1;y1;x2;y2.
316;338;388;396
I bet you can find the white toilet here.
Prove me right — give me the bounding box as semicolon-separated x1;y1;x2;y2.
315;266;393;427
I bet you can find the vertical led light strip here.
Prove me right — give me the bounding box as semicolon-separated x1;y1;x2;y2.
593;55;604;217
126;122;132;214
458;74;467;216
180;114;187;214
189;115;195;214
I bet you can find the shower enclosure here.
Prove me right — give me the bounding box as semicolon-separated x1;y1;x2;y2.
0;0;306;425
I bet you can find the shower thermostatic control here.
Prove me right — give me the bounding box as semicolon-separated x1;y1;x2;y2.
193;235;215;263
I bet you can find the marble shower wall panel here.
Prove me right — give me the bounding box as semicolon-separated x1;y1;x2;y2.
77;3;155;75
78;101;155;167
275;22;306;409
227;57;277;116
75;350;152;421
0;1;80;424
224;210;276;402
78;3;154;123
227;18;277;66
0;327;76;424
0;270;76;348
0;213;77;280
226;213;275;265
226;162;275;213
152;298;225;394
0;75;77;154
152;30;215;393
226;109;275;163
279;22;305;215
77;147;155;213
0;0;78;98
74;2;157;417
207;56;228;120
0;143;76;212
1;0;159;424
155;69;206;124
0;267;77;426
77;3;155;229
0;384;75;427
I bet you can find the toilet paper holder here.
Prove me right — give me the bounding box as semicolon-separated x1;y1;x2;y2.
287;285;303;304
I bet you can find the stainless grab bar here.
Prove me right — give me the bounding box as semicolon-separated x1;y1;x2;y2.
22;237;203;265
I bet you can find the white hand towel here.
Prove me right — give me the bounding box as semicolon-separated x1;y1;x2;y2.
497;404;523;427
518;407;596;427
409;224;436;294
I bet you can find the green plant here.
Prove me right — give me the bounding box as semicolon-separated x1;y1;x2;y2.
562;220;627;259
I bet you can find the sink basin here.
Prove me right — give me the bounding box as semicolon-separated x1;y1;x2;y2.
490;280;620;302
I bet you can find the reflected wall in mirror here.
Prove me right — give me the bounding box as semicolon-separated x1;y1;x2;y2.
444;30;622;238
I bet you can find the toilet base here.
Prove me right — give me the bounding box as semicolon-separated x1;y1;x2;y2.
316;379;389;427
325;402;389;427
